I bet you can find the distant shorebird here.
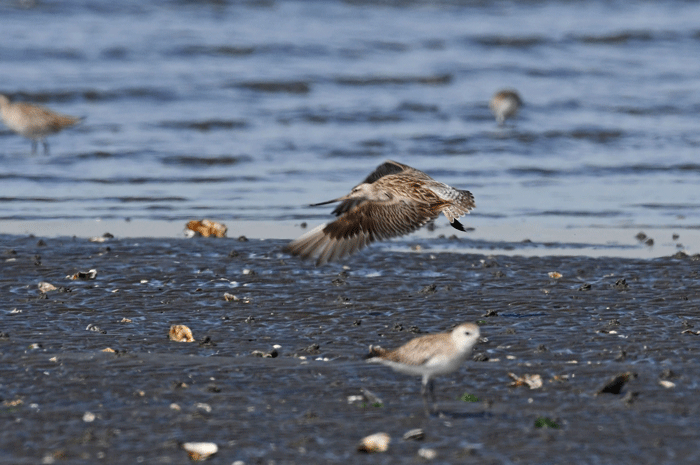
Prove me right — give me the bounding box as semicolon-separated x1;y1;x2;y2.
366;322;480;416
284;160;475;265
489;89;522;126
0;94;83;154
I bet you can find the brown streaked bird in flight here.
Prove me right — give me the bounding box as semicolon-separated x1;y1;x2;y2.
489;89;522;126
284;160;475;265
0;94;84;155
366;322;481;416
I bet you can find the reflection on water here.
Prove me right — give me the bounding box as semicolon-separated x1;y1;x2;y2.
0;0;699;257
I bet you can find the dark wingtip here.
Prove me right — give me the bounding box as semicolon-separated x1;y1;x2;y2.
451;219;466;232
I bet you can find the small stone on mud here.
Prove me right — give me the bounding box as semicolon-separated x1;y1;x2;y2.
251;349;278;358
181;442;218;461
198;336;216;347
303;343;320;354
102;347;116;353
224;293;239;301
548;272;562;279
357;432;390;453
82;412;96;422
635;232;647;241
169;324;195;342
482;309;498;317
418;284;437;294
418;448;437;460
578;283;591;291
598;372;637;395
645;238;654;246
659;380;676;389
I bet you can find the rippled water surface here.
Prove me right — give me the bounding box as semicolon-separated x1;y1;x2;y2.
1;0;700;256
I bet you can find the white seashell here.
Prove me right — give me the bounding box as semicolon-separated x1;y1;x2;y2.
357;432;390;453
182;442;218;461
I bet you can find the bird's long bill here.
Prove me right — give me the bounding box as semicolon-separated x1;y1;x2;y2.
308;197;344;207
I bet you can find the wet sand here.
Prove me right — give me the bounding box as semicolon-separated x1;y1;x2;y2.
2;234;700;464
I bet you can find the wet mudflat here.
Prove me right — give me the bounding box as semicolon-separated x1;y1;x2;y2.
1;234;700;464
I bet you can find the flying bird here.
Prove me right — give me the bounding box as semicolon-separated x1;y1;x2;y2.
284;160;475;265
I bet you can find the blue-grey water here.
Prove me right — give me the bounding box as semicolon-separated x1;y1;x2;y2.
1;0;700;256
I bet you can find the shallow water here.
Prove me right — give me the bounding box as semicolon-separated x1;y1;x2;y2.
1;0;699;257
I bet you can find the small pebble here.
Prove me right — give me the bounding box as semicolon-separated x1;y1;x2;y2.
418;448;437;460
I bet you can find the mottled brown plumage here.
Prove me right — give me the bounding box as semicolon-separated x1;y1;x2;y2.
0;94;83;154
367;323;480;415
285;160;475;265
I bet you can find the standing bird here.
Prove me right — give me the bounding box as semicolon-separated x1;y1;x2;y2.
0;94;84;154
489;89;522;126
284;160;475;265
366;322;481;416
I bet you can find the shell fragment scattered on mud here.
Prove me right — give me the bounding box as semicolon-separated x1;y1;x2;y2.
186;219;227;238
418;448;438;460
182;442;218;461
169;325;195;342
38;282;57;293
68;269;97;280
508;373;543;389
403;428;424;441
357;432;390;453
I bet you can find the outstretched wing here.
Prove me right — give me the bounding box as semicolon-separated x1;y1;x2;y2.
285;198;437;265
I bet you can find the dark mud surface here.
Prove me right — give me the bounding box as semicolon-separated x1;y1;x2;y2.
2;234;700;464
